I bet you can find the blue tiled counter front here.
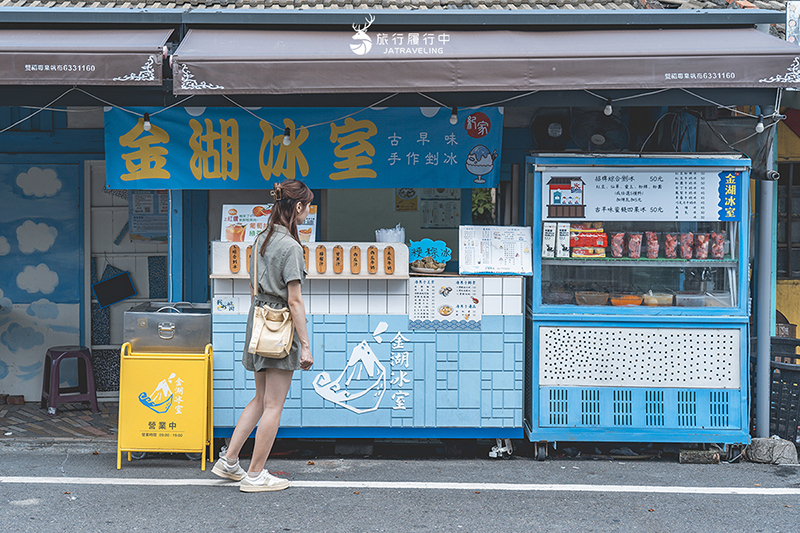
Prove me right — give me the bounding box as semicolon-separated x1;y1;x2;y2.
212;313;524;439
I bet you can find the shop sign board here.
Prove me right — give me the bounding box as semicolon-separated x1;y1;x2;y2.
104;107;503;190
220;204;317;243
541;167;744;222
117;344;212;469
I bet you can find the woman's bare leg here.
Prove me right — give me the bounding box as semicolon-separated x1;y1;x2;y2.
224;370;267;461
247;368;294;473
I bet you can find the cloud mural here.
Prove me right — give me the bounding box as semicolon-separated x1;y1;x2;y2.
17;221;57;254
16;167;62;198
0;358;8;380
0;236;9;255
17;264;59;294
27;298;59;320
0;288;11;316
0;322;45;353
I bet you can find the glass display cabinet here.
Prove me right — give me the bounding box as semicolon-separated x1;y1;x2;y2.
525;154;751;458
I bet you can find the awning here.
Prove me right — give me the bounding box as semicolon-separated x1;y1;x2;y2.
172;27;800;95
0;29;173;86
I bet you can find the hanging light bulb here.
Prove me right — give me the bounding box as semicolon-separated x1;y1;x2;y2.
755;115;765;133
143;112;152;132
283;127;291;146
449;106;458;125
603;100;613;116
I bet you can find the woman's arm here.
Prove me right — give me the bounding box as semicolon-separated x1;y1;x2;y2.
287;279;312;370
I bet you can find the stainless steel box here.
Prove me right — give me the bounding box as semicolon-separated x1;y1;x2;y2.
123;302;212;354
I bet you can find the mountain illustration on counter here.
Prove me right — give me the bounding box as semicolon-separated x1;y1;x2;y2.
312;340;387;414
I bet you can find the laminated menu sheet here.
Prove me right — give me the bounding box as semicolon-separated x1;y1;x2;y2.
409;277;482;330
459;225;533;275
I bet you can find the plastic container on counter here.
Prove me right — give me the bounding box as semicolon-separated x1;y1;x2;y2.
642;292;674;306
575;291;609;306
675;292;705;307
610;294;643;306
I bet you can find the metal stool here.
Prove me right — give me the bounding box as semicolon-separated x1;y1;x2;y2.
40;346;99;415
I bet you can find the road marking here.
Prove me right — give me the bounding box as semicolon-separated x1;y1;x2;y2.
1;476;800;495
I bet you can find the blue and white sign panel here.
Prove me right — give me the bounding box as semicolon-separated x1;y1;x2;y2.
104;107;504;190
542;166;745;222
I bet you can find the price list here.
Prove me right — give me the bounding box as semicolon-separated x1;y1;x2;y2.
410;279;437;321
674;170;707;220
542;166;742;222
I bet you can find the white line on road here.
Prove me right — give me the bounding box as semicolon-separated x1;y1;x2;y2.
1;477;799;495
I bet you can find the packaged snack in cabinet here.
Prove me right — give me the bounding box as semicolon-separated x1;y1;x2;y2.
542;222;556;258
572;247;606;258
664;233;678;259
680;232;694;259
710;231;725;259
645;232;659;259
556;223;571;258
570;232;608;248
610;232;625;258
695;233;710;260
627;233;643;259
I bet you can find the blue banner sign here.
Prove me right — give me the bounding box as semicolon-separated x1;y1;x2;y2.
717;170;741;221
104;106;504;190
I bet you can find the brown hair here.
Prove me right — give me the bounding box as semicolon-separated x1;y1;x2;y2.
259;180;314;256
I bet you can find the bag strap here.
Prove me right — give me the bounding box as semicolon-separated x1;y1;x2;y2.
253;231;261;296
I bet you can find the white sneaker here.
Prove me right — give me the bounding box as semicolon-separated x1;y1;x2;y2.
239;470;290;492
211;455;246;481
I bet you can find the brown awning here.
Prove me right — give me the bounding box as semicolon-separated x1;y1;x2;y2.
0;29;173;86
172;27;800;95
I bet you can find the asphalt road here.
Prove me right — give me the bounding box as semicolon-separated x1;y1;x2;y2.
1;441;799;533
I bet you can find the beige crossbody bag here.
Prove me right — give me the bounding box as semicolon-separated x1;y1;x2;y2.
247;233;294;359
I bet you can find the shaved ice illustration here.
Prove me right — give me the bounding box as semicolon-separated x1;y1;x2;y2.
139;372;176;414
465;145;498;184
313;340;387;414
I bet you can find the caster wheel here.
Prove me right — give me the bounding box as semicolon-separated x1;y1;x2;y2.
185;453;202;461
131;452;147;460
535;442;547;461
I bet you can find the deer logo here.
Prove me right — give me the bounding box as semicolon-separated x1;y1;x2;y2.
350;14;376;56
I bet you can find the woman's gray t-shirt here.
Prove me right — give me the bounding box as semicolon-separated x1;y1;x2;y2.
242;225;307;372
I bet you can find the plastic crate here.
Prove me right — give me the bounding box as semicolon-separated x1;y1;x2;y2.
770;361;800;445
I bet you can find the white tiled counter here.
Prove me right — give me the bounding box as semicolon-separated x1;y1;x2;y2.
210;242;525;439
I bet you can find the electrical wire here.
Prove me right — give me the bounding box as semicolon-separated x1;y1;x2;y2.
0;87;76;135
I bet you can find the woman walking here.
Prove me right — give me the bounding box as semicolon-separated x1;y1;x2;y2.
212;180;314;492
